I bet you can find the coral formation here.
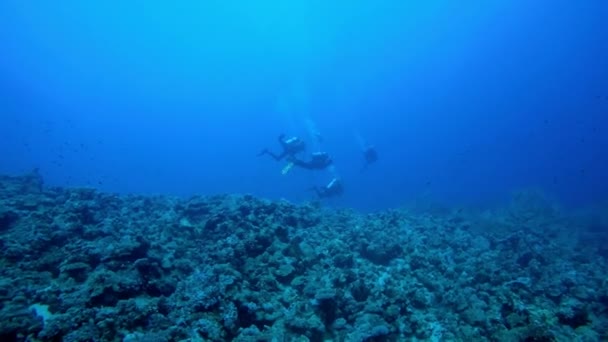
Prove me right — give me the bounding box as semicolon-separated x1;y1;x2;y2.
0;172;606;341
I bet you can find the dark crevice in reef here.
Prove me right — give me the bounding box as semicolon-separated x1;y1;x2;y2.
0;210;18;232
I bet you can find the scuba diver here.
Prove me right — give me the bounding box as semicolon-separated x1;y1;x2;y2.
289;151;333;170
258;134;306;161
361;145;378;170
311;178;344;199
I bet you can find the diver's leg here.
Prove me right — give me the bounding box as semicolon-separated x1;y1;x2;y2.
257;148;269;157
275;151;288;161
267;151;286;161
291;158;312;169
258;149;282;161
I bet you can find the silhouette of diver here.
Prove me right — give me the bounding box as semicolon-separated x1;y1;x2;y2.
289;152;333;170
361;145;378;170
311;178;344;198
258;134;306;161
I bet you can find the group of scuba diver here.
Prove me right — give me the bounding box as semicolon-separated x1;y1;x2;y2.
258;133;378;199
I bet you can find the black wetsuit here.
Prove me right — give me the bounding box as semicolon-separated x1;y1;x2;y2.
291;152;333;170
259;134;306;161
364;146;378;164
361;146;378;172
314;179;344;198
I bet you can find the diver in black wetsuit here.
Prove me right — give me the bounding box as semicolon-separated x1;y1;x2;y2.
361;145;378;170
258;134;306;161
289;152;333;170
312;178;344;198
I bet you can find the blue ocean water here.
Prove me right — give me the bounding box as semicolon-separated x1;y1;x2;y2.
1;0;607;211
3;2;608;341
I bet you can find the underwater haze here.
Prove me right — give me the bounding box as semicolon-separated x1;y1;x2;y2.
4;2;608;341
1;0;608;210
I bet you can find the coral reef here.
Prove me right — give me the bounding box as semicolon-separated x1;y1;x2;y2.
0;172;606;341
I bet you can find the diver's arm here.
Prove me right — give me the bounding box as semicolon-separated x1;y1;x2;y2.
313;187;325;198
